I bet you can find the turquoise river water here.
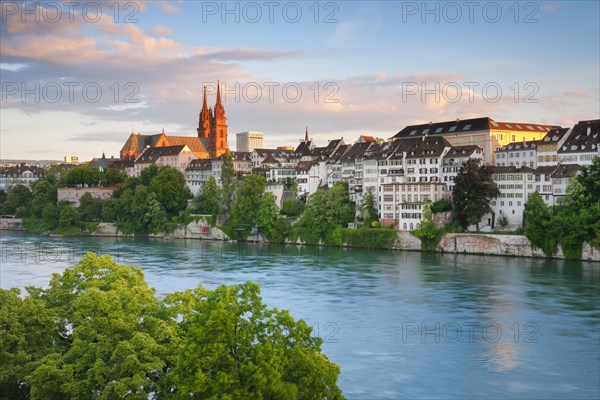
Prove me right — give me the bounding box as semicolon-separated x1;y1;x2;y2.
0;232;598;399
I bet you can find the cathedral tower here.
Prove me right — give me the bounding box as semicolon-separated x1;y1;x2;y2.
210;80;228;157
197;86;211;139
197;82;228;157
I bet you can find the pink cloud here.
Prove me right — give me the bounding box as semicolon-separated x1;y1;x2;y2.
153;25;173;35
541;2;560;13
564;90;588;97
158;0;183;15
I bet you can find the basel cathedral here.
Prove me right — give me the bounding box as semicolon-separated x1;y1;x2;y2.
120;83;228;161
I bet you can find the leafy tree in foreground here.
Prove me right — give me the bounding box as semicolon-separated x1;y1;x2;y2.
452;159;499;231
0;253;344;399
0;288;59;399
170;282;344;399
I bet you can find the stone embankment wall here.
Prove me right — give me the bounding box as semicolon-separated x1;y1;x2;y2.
3;218;598;261
92;221;230;241
396;232;599;262
0;218;25;231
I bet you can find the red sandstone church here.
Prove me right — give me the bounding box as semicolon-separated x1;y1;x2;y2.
120;83;228;161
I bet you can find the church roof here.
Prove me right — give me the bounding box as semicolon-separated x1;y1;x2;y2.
120;133;163;155
165;135;210;155
135;145;187;164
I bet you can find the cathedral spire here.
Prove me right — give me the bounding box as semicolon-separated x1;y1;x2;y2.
202;85;208;113
215;80;222;109
305;126;309;142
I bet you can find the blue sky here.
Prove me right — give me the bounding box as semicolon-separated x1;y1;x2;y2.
1;0;599;160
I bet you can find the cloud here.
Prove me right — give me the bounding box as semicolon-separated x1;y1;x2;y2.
564;90;587;97
68;131;135;142
199;48;303;62
2;1;597;160
541;2;560;13
153;25;173;35
158;0;184;14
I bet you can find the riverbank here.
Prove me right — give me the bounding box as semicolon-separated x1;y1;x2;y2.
2;219;598;262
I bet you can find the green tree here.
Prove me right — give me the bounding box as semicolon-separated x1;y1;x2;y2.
231;174;267;236
452;159;500;231
143;192;168;234
0;288;59;399
496;214;509;230
194;176;221;216
298;183;355;244
78;192;103;222
577;157;600;205
170;282;344;399
30;179;57;218
45;164;67;182
0;190;7;214
430;198;453;214
523;191;555;255
221;149;236;220
149;166;190;216
4;184;31;217
102;168;127;185
139;164;159;186
281;198;304;218
1;254;344;399
32;253;175;399
256;192;280;239
41;203;59;229
58;204;79;228
411;202;441;250
360;186;378;225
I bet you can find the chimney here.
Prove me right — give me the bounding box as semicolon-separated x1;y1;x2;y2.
587;127;592;135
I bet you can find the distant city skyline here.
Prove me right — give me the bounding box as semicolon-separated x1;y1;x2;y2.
1;1;599;160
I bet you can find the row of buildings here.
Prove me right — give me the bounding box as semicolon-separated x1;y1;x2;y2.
2;83;598;231
112;117;597;231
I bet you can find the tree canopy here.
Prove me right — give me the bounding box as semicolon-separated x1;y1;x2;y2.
452;159;500;231
360;187;378;226
0;253;344;399
297;182;355;245
523;158;600;258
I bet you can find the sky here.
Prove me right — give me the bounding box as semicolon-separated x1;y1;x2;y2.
1;0;599;161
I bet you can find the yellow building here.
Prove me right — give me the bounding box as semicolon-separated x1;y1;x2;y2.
391;117;559;165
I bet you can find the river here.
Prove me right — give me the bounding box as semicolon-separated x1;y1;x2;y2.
1;232;598;399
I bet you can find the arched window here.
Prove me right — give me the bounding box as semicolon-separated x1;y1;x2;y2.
220;130;224;138
409;223;413;230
